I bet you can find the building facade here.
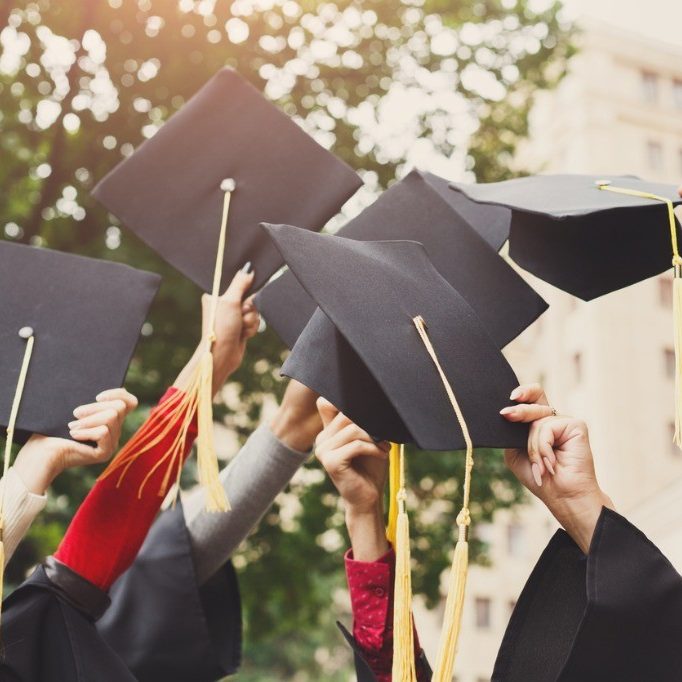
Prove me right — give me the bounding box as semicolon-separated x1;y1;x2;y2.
415;20;682;681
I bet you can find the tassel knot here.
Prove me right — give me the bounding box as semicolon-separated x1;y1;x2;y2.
456;508;471;528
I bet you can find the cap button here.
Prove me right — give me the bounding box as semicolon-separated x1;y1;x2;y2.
18;326;34;339
220;178;236;192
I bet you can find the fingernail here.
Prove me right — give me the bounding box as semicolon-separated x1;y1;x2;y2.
73;407;85;418
510;387;522;401
241;261;252;274
531;462;543;487
543;457;556;476
499;406;516;416
68;420;81;429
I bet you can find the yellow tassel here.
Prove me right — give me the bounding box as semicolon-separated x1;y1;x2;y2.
391;444;417;682
674;267;682;447
100;185;235;511
597;182;682;448
413;315;474;681
386;442;400;545
1;330;36;618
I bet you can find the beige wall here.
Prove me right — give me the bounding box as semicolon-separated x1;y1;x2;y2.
417;20;682;682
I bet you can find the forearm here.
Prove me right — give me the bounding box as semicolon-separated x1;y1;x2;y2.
0;468;47;566
183;423;310;584
346;504;390;562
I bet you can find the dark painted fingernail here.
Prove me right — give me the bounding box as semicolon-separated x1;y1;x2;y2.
241;261;252;274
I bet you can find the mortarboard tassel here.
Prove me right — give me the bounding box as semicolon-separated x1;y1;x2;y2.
391;442;418;682
597;182;682;447
413;315;474;682
0;327;36;614
100;182;236;512
386;442;401;545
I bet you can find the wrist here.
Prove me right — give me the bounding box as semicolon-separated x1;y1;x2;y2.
550;488;614;554
270;405;320;453
345;504;389;562
14;445;62;495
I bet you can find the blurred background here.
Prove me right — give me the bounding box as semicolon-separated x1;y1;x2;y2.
1;0;681;680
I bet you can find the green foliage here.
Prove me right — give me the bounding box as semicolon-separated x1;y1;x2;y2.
1;0;572;677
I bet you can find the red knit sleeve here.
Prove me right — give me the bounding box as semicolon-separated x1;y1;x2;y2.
54;388;198;591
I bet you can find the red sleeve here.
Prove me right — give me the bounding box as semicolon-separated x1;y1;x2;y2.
54;388;197;591
345;547;428;681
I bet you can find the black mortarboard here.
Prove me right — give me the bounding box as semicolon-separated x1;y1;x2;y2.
263;223;527;451
0;240;160;442
448;174;682;301
92;68;362;294
255;169;545;350
264;223;527;680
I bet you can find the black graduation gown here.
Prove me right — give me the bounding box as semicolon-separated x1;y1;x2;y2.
344;508;682;681
97;503;242;681
0;503;241;682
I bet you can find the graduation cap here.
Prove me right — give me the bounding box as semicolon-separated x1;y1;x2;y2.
91;68;362;510
255;169;544;350
264;223;528;681
0;240;160;601
92;68;362;294
449;174;682;446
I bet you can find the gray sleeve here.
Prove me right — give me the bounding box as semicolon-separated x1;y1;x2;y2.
182;423;310;584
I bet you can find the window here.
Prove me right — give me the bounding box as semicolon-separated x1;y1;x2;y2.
647;140;664;171
674;80;682;110
506;523;525;558
641;71;659;103
475;597;492;629
660;277;673;308
665;348;676;378
573;352;582;383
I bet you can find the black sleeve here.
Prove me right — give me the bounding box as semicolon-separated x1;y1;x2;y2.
493;508;682;682
336;621;432;681
96;503;242;682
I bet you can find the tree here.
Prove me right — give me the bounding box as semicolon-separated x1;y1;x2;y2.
0;0;573;676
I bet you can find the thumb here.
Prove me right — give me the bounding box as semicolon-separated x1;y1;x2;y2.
317;397;339;428
223;264;255;304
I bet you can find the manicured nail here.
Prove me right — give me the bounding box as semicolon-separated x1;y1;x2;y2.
531;462;543;487
500;406;516;416
68;420;81;429
73;406;85;418
241;261;252;274
543;457;556;476
510;387;522;401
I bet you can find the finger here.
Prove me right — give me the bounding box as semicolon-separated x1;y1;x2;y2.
320;422;375;453
537;421;558;475
69;424;110;445
509;383;549;406
323;440;390;473
677;187;682;199
527;421;546;485
73;399;128;420
242;295;256;314
68;407;120;432
222;266;255;304
242;310;260;330
95;388;138;411
317;397;341;429
500;403;555;423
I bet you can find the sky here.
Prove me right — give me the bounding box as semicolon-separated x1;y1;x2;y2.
565;0;682;47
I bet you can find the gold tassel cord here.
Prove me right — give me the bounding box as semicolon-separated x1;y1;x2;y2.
597;182;682;446
99;185;235;512
391;443;418;682
0;330;36;614
386;442;400;545
413;315;474;682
